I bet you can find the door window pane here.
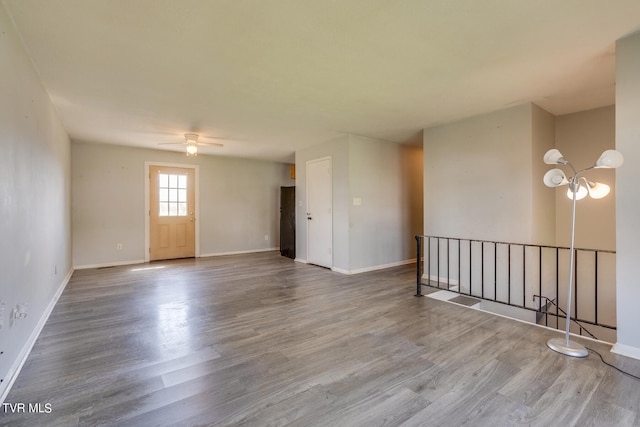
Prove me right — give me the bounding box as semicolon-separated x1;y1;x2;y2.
158;172;188;217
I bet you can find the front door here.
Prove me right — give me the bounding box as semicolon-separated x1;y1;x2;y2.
306;157;332;268
149;165;195;261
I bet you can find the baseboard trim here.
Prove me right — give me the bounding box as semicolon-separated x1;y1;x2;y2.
332;259;416;275
74;259;145;270
200;247;279;258
0;268;74;404
611;343;640;361
75;248;282;270
421;273;460;287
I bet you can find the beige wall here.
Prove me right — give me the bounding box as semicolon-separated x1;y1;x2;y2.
531;104;557;245
555;106;616;251
72;142;294;267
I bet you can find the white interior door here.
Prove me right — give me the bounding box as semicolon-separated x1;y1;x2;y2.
306;157;333;268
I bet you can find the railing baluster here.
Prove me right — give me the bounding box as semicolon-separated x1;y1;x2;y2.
458;238;462;294
415;235;422;297
494;243;498;302
574;248;579;321
469;240;472;297
481;241;485;300
556;248;560;330
437;238;440;289
415;235;616;339
427;236;431;287
538;246;542;311
507;244;511;305
595;251;599;325
522;245;526;308
447;238;450;290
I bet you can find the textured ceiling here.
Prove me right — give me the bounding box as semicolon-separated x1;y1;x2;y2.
4;0;640;162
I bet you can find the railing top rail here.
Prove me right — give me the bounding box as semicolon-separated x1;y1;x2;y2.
416;234;615;254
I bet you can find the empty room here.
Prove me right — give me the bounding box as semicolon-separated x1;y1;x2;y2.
2;1;640;425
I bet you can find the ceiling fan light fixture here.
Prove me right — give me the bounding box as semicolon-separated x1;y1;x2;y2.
185;133;199;156
186;141;198;156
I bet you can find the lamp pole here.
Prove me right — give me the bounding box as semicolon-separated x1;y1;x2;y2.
543;148;622;358
547;172;588;357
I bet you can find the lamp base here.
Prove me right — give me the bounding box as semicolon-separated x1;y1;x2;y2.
547;337;588;358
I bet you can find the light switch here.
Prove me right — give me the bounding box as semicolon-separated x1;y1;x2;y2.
353;198;362;206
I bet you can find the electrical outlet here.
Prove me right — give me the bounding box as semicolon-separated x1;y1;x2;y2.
116;243;123;250
13;303;27;320
264;234;269;241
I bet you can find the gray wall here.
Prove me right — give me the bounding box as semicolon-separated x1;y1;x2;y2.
295;135;422;274
72;142;294;267
295;136;351;271
0;5;72;400
614;31;640;357
348;135;423;272
424;103;554;244
423;102;626;351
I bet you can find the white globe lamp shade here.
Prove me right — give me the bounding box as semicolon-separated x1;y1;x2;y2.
544;149;565;165
567;184;588;200
595;150;624;168
587;181;610;199
543;168;569;187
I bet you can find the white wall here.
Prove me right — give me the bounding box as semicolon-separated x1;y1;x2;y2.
295;135;422;274
72;142;294;267
0;4;72;400
614;31;640;358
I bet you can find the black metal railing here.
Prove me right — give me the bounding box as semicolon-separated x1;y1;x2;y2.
415;235;616;341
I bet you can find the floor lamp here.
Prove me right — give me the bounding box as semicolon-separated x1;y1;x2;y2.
543;148;623;357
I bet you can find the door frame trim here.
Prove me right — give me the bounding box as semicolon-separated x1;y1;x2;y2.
144;161;200;262
305;156;333;268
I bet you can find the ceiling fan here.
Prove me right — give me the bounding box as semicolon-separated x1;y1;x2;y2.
158;133;224;156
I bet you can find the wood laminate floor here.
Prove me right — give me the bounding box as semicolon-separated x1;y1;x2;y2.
2;251;640;426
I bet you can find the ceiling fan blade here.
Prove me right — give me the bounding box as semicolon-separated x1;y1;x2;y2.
198;142;224;147
202;136;232;140
157;142;185;145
